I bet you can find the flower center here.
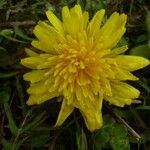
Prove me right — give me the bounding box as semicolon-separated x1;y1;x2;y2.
51;32;103;96
57;46;97;74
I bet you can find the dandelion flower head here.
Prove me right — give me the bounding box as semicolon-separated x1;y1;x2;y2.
21;5;149;131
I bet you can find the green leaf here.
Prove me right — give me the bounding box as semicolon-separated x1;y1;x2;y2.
1;35;27;43
110;136;130;150
137;79;150;93
146;12;150;34
76;128;88;150
2;138;26;150
94;128;110;149
135;34;148;43
0;46;6;51
93;115;115;149
111;124;127;138
22;111;46;132
0;0;7;9
103;114;116;128
117;37;128;47
0;29;27;43
129;44;150;59
0;72;18;79
110;124;130;150
0;90;9;103
136;106;150;110
14;27;32;41
16;76;27;116
0;29;14;36
30;129;50;147
93;116;130;150
4;103;18;134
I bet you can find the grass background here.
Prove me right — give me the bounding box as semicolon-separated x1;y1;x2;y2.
0;0;150;149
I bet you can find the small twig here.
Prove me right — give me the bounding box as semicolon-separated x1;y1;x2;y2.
114;111;141;140
12;109;32;150
0;21;36;27
105;105;141;141
129;107;148;129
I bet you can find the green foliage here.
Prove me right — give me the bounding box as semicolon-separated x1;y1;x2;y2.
0;0;7;9
94;115;130;150
129;44;150;59
29;128;50;147
110;124;129;150
2;138;26;150
0;0;150;149
0;81;11;104
76;127;88;150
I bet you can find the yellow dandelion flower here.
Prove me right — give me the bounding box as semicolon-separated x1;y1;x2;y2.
21;5;150;131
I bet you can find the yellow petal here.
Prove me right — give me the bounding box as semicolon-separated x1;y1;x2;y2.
27;91;59;105
23;70;47;83
103;27;126;49
88;9;105;36
81;11;89;29
105;81;140;107
46;10;64;35
70;4;82;18
100;12;119;36
25;48;38;56
97;13;127;49
62;5;83;38
116;55;150;71
27;81;48;95
62;6;70;21
112;81;140;98
99;75;112;96
112;67;138;81
38;20;57;32
79;94;103;132
100;13;126;36
31;40;52;53
76;86;83;102
21;54;56;69
114;14;127;30
33;22;58;54
21;56;42;69
110;45;128;56
105;96;132;107
55;98;74;126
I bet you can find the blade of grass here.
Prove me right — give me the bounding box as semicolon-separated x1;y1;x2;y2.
4;103;18;134
16;76;27;116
